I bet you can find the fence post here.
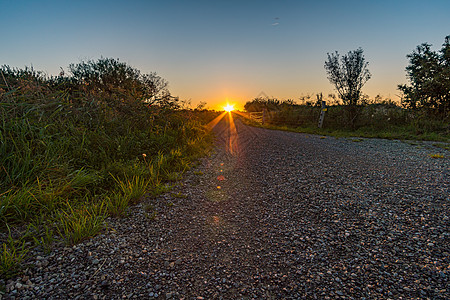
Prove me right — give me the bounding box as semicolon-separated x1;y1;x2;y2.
318;101;327;128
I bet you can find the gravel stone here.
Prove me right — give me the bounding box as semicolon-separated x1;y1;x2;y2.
4;117;449;299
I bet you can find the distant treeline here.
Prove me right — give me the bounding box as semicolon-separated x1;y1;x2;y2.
243;36;449;140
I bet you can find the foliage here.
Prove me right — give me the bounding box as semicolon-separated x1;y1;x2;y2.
0;227;28;279
398;36;450;117
56;202;106;245
324;48;371;107
244;97;295;112
243;96;449;142
0;58;214;277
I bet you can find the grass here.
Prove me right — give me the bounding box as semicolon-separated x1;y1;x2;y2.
433;143;450;151
56;202;106;245
112;174;151;204
352;138;364;142
242;102;449;142
170;192;187;198
0;226;29;279
245;120;449;143
0;61;216;279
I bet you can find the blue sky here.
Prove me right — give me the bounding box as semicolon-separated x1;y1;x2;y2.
1;0;449;109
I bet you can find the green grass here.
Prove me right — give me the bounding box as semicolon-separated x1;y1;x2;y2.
242;103;449;142
0;61;216;279
246;121;449;143
170;192;187;198
433;143;450;151
56;202;106;245
0;227;28;279
105;192;132;218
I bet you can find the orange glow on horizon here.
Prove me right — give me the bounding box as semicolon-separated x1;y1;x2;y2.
223;104;235;112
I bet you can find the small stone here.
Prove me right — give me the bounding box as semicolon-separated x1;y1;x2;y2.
100;280;109;289
92;259;100;265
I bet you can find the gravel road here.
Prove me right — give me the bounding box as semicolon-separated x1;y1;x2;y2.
5;113;449;299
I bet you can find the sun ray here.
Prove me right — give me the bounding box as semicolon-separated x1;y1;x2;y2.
206;111;227;130
224;104;234;112
227;110;238;154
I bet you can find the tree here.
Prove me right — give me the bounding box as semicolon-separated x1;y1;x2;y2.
244;97;281;112
69;57;170;106
324;48;371;106
398;36;450;116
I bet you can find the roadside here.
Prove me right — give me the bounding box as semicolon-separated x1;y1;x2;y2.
4;116;449;299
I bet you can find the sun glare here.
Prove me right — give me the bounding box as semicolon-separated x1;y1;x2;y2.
224;104;234;112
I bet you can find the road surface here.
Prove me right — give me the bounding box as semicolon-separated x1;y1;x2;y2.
8;113;449;299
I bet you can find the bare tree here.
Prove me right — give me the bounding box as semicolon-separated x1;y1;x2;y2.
324;48;371;106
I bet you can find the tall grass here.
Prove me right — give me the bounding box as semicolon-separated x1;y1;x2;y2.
0;60;215;278
0;231;28;278
250;101;449;142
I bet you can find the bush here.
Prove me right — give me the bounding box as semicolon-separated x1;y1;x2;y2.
247;98;449;141
398;36;450;117
0;59;214;278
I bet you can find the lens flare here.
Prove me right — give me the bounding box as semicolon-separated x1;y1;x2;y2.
224;104;234;112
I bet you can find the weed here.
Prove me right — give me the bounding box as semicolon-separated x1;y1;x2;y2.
32;225;55;254
433;143;450;151
0;61;213;272
170;192;187;199
164;171;182;182
145;211;158;221
244;100;449;142
147;183;172;198
105;192;130;218
193;171;203;176
56;202;106;245
352;138;364;142
143;203;154;213
0;226;28;278
111;174;150;204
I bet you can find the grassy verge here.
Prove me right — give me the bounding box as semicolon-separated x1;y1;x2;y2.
241;104;449;142
0;61;217;279
252;123;450;142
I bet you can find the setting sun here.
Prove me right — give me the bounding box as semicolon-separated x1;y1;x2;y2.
224;104;234;112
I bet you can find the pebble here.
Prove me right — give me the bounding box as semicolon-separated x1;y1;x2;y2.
4;119;449;299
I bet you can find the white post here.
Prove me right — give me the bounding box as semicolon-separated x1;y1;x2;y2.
318;101;327;128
